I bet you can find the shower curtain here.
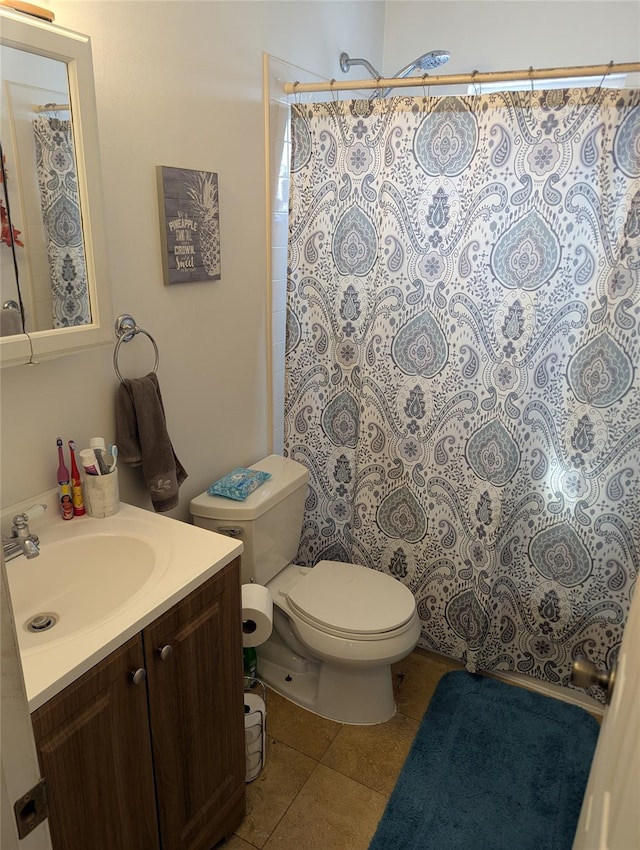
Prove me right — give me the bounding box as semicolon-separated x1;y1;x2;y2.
284;87;640;693
33;115;90;327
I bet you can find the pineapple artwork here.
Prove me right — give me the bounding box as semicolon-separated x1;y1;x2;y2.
157;166;221;284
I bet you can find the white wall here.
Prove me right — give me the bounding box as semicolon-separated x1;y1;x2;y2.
383;1;640;83
0;1;385;520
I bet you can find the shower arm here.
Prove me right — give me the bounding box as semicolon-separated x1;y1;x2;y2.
339;53;404;100
339;52;382;80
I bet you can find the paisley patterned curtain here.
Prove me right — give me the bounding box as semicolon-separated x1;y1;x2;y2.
284;88;640;695
33;115;90;327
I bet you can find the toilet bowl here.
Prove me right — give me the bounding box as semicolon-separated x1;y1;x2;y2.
190;454;420;724
260;561;421;724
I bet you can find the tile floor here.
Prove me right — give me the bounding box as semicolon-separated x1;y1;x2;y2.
224;649;463;850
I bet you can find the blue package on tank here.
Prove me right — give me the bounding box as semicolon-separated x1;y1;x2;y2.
207;467;271;500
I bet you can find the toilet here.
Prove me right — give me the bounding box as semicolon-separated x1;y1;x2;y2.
190;455;420;724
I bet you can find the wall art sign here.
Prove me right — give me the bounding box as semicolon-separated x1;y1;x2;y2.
157;165;221;285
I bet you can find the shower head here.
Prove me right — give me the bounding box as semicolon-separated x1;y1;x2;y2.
339;49;451;98
394;50;451;79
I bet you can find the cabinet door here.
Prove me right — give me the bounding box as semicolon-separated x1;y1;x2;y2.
143;558;245;850
31;635;160;850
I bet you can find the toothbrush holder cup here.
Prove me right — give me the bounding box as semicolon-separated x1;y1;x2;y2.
84;468;120;518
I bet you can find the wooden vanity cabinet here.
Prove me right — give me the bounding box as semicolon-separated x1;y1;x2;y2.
31;558;246;850
31;634;160;850
144;557;246;849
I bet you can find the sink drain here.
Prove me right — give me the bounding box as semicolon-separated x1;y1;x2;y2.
26;613;58;633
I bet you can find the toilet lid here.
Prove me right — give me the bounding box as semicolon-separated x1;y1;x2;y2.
285;560;415;636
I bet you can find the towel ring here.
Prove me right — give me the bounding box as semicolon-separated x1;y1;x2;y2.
113;313;159;384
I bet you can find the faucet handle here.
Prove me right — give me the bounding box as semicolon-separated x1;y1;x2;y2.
11;504;47;536
25;504;47;521
13;504;47;524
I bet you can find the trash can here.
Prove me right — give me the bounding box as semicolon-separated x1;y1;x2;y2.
244;678;266;783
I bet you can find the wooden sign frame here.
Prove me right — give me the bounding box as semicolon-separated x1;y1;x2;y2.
157;165;221;285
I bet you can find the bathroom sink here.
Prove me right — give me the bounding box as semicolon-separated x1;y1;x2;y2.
2;489;243;711
8;519;170;650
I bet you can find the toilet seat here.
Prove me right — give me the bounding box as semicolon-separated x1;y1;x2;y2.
284;560;416;641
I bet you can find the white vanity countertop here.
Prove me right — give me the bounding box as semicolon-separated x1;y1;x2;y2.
3;491;243;712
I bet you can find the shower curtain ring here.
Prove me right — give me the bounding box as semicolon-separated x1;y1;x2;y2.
470;69;480;97
422;72;430;105
329;79;339;105
292;80;301;105
529;66;535;95
597;60;615;92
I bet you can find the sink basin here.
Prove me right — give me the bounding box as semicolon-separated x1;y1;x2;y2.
2;490;243;711
8;521;170;651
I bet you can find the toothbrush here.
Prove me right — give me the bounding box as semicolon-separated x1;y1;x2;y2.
56;438;73;520
93;448;109;475
108;444;118;472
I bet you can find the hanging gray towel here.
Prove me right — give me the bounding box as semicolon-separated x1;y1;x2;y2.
115;372;187;512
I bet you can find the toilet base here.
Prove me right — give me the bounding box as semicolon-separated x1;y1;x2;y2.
256;630;397;725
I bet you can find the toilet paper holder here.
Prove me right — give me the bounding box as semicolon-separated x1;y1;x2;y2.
244;677;267;783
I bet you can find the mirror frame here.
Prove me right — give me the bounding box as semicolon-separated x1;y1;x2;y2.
0;8;112;367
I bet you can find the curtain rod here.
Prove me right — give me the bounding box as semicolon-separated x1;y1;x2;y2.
284;62;640;95
0;0;53;21
33;103;70;113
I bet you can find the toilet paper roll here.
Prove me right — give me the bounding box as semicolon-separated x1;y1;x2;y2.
241;583;273;647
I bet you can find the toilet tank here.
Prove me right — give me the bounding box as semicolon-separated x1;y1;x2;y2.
189;455;308;585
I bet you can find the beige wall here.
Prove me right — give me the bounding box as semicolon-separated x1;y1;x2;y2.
383;1;640;83
0;1;385;520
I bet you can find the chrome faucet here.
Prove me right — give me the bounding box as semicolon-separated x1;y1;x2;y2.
2;505;47;561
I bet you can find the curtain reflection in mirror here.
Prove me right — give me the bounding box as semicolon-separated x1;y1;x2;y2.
33;113;90;327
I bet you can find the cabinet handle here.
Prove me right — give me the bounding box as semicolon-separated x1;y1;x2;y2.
130;667;147;685
157;644;173;661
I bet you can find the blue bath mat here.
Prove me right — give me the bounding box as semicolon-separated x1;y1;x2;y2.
369;671;599;850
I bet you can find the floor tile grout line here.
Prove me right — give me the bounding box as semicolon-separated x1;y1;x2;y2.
232;737;321;849
263;725;342;762
320;764;391;803
260;761;390;849
261;709;423;802
255;761;325;847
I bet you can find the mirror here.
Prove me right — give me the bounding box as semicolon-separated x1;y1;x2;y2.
0;8;112;366
1;45;87;335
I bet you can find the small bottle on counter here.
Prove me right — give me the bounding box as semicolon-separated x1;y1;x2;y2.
68;440;86;516
243;647;258;687
56;438;74;520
